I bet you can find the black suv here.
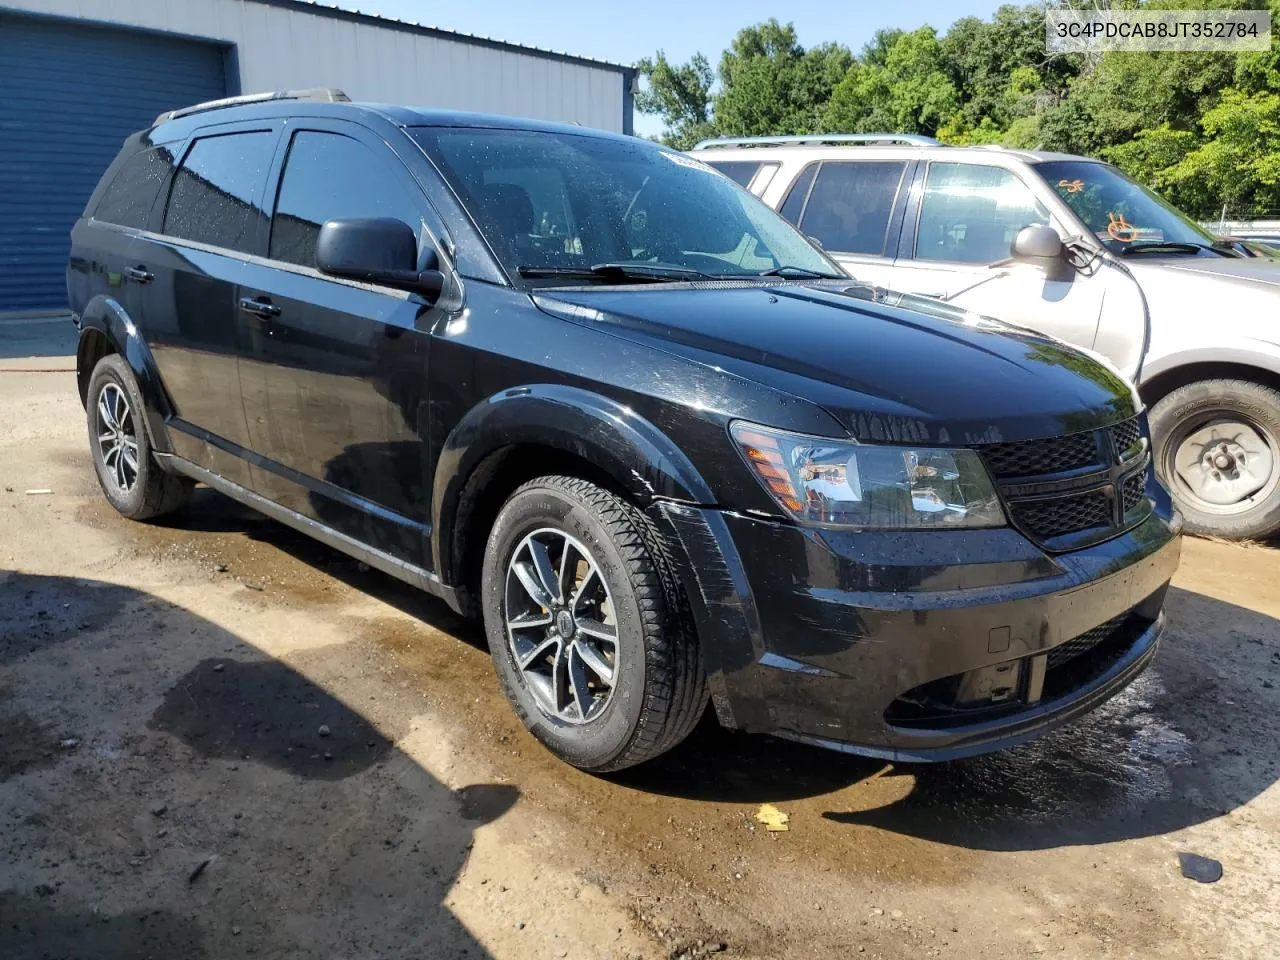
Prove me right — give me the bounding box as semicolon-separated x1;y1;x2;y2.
68;90;1182;771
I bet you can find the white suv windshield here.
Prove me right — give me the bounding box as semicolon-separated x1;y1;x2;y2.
1035;160;1216;253
411;126;840;283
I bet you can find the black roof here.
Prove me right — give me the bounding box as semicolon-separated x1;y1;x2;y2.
151;98;636;145
369;105;634;141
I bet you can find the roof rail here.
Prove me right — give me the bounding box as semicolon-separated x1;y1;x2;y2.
155;88;351;124
692;133;943;150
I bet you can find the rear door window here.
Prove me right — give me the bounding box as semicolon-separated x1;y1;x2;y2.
269;130;422;268
914;163;1049;264
94;147;176;229
793;161;906;256
162;131;276;253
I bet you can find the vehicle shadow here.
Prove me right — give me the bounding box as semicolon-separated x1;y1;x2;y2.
617;584;1280;851
0;570;515;959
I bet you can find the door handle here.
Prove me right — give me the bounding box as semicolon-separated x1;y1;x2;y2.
239;297;281;319
125;266;154;284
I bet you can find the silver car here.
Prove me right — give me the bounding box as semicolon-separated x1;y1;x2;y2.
692;135;1280;539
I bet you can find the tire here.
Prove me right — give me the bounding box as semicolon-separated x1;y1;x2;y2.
1149;378;1280;539
480;475;707;772
86;354;192;521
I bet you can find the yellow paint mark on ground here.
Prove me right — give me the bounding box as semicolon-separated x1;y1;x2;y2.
756;803;790;832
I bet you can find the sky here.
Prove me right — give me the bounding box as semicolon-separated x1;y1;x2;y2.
350;0;1008;135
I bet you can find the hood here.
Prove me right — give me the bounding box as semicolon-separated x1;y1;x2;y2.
1124;257;1280;352
533;281;1138;445
1132;256;1280;288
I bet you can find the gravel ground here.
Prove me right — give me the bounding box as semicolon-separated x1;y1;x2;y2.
2;337;1278;958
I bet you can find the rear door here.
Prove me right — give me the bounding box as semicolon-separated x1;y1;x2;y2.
68;143;177;336
774;159;912;288
889;161;1108;357
137;123;281;488
236;120;447;564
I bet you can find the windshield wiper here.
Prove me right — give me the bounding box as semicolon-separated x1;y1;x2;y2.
752;265;845;279
1117;241;1210;256
516;262;711;283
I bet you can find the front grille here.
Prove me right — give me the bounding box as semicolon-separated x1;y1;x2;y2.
1122;466;1149;512
1046;614;1126;670
1012;491;1112;539
1111;418;1143;459
980;431;1099;479
1041;613;1152;702
975;415;1149;549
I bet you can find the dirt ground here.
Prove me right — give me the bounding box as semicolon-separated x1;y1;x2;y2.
2;318;1279;959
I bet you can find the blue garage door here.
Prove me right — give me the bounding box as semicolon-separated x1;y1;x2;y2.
0;14;230;311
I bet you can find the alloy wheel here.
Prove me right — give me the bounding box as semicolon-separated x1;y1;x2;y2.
96;382;139;495
504;528;618;724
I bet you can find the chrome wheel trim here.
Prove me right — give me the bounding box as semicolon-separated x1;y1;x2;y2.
504;527;618;725
96;382;139;495
1168;414;1278;515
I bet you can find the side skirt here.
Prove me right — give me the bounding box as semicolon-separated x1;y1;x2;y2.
161;454;464;615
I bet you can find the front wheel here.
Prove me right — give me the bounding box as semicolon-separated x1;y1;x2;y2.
480;476;707;772
1149;378;1280;539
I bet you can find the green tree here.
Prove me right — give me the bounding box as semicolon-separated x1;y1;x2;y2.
1103;124;1199;190
714;20;853;136
941;5;1064;131
823;27;958;136
634;51;715;150
1172;89;1280;215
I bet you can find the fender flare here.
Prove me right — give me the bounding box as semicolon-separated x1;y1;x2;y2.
430;384;716;584
1139;344;1280;397
76;295;173;454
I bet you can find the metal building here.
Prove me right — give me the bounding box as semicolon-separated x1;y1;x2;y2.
0;0;635;312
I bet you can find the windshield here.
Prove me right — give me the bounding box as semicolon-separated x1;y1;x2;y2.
1034;160;1217;253
410;126;839;283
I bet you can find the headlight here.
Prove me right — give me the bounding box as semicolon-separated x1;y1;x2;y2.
730;422;1006;530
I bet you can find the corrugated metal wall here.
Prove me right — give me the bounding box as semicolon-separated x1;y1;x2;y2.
0;12;228;310
7;0;630;133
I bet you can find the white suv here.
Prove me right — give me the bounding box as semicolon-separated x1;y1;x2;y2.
691;134;1280;539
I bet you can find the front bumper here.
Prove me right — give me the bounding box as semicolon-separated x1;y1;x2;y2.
653;487;1182;762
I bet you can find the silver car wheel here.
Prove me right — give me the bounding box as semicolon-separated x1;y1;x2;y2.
504;527;618;725
1169;414;1278;514
96;383;139;495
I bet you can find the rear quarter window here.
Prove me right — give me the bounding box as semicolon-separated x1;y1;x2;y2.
93;147;176;229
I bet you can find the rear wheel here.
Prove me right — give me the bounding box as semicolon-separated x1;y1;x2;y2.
1149;378;1280;539
480;475;707;772
86;354;192;520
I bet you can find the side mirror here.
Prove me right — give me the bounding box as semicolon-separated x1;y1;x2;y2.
1011;223;1065;261
316;217;444;300
1010;224;1072;281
